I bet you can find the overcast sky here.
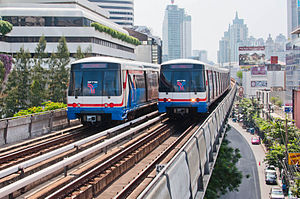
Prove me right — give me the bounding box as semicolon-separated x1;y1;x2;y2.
134;0;287;63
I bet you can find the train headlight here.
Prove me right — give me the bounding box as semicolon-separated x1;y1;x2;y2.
104;103;108;107
196;98;200;102
77;103;80;107
163;98;167;102
109;103;114;108
167;98;171;102
72;103;77;108
191;98;196;102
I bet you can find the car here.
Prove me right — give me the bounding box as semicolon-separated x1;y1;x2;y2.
269;186;284;199
265;165;276;173
265;172;277;184
251;137;260;145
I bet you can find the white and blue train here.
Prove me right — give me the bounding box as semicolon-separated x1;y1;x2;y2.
158;59;230;116
67;57;160;124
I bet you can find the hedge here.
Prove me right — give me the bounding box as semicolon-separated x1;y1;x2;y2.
91;22;141;46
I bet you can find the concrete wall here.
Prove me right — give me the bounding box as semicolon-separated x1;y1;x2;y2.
0;109;80;146
140;82;237;199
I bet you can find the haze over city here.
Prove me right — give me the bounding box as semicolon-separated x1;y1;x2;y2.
134;0;287;62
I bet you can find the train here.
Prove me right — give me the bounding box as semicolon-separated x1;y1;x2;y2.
158;59;230;116
67;57;160;124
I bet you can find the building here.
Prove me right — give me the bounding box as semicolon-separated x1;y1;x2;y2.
125;26;162;64
285;0;300;105
0;0;136;60
242;66;285;98
218;12;248;65
287;0;300;40
162;2;191;61
87;0;134;28
293;89;300;129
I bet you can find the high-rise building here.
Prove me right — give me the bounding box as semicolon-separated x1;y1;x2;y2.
287;0;299;40
88;0;134;28
162;2;191;61
218;12;248;65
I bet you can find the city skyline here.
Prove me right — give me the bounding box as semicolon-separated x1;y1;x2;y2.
134;0;287;63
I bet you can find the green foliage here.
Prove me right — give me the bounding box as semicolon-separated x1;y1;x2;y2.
14;101;66;117
74;45;92;60
290;172;300;198
2;47;31;117
0;20;13;36
236;70;243;80
47;37;70;103
270;96;283;107
204;138;243;199
91;22;141;45
31;35;47;107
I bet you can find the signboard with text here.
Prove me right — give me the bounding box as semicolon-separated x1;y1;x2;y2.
251;81;267;87
251;66;266;75
239;46;265;66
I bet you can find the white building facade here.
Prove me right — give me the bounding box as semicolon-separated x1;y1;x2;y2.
242;66;285;98
87;0;134;28
0;0;136;60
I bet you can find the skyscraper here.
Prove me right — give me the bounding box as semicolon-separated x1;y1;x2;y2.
218;12;248;65
287;0;299;40
88;0;134;27
162;2;191;61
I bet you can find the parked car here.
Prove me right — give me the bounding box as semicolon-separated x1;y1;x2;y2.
265;172;277;184
269;186;284;199
265;165;276;174
251;137;260;145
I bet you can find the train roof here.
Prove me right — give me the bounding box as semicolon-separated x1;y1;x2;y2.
161;59;229;73
71;56;160;71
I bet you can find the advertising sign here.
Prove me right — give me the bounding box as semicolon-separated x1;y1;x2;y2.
251;81;267;87
239;46;265;66
271;56;278;64
251;66;266;75
288;153;300;165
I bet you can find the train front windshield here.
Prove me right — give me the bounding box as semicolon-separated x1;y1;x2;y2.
159;64;205;92
68;62;121;96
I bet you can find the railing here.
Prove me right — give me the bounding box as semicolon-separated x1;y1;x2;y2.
0;109;80;146
137;81;237;199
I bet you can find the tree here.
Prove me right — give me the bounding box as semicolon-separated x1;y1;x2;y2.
1;47;31;117
75;46;85;60
30;35;48;106
48;37;70;103
0;20;13;36
204;138;243;199
0;54;13;94
236;70;243;85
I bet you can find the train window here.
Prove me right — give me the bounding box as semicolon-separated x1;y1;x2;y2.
68;71;82;96
159;71;172;92
103;71;121;96
191;70;205;92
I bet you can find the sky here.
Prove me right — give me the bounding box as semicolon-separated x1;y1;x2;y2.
134;0;287;63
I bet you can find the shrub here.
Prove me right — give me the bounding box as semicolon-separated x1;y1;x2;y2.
91;22;141;46
14;101;67;117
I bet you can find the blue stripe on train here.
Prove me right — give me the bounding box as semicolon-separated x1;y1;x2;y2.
158;102;209;113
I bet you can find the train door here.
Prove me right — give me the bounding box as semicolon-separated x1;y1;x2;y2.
128;72;137;108
206;70;210;103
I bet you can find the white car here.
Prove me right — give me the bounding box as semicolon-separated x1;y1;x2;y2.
269;186;284;199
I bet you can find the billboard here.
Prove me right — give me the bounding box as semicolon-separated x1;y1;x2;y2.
288;153;300;165
251;81;267;87
251;66;266;75
239;46;265;66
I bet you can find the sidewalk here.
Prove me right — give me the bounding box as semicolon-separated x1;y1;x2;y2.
229;119;286;199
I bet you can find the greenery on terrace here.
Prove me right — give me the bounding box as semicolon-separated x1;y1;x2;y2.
91;22;141;46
